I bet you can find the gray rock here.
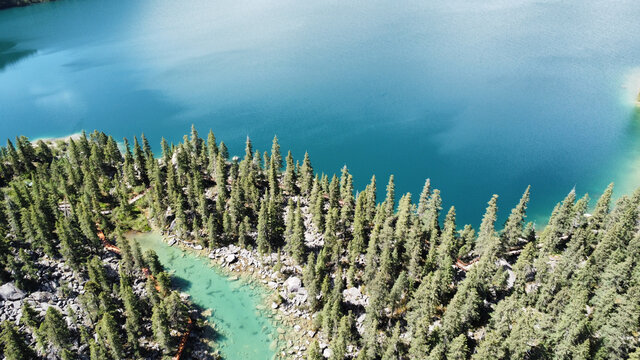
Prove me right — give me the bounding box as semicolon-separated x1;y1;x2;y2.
0;283;25;301
225;254;237;264
284;276;301;293
31;291;53;302
343;287;367;306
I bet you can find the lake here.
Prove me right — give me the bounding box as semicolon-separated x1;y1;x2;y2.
1;0;640;225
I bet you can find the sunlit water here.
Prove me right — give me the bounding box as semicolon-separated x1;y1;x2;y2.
2;0;640;225
131;232;277;360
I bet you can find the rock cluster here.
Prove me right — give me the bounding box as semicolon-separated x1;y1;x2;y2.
0;255;89;350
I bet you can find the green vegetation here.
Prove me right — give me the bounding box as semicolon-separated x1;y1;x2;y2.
0;132;198;359
2;126;640;359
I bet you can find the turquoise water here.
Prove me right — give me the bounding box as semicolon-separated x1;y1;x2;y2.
131;232;276;360
2;0;640;225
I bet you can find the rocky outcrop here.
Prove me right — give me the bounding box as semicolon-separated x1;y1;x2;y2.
0;256;85;332
0;282;25;301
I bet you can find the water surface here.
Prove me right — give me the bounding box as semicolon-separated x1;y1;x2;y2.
2;0;640;225
131;232;276;360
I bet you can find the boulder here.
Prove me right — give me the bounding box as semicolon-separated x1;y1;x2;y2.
0;283;25;301
343;287;367;306
31;291;53;302
284;276;301;293
225;254;237;264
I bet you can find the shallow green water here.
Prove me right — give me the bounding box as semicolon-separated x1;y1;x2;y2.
131;232;277;360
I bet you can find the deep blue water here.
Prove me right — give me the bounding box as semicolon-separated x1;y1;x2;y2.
1;0;640;226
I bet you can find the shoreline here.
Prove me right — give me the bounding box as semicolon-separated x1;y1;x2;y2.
31;131;83;144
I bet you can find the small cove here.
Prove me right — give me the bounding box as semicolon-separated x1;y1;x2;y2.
129;231;278;360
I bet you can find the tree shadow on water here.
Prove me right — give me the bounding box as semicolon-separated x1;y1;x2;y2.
0;40;36;72
171;275;192;290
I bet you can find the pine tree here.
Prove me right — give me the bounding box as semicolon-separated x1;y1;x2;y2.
283;150;296;194
408;322;430;360
117;235;135;275
121;279;142;346
20;302;39;331
540;189;576;254
388;271;408;315
381;323;402;360
300;152;314;196
303;252;319;309
238;216;251;247
133;136;148;185
384;175;395;216
312;180;325;232
441;283;481;341
4;196;23;240
308;340;323;360
140;252;161;278
550;285;590;359
56;216;82;270
164;291;189;331
502;186;530;249
156;271;171;296
39;307;72;359
207;130;218;174
89;339;109;360
152;302;171;353
5;139;21;173
447;334;469;360
268;190;284;247
422;188;442;239
160;137;171;164
97;312;124;359
394;193;413;252
257;196;270;254
588;182;614;234
271;135;282;172
207;213;220;248
0;322;34;360
330;314;351;360
285;201;306;263
475;194;500;259
216;148;228;202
